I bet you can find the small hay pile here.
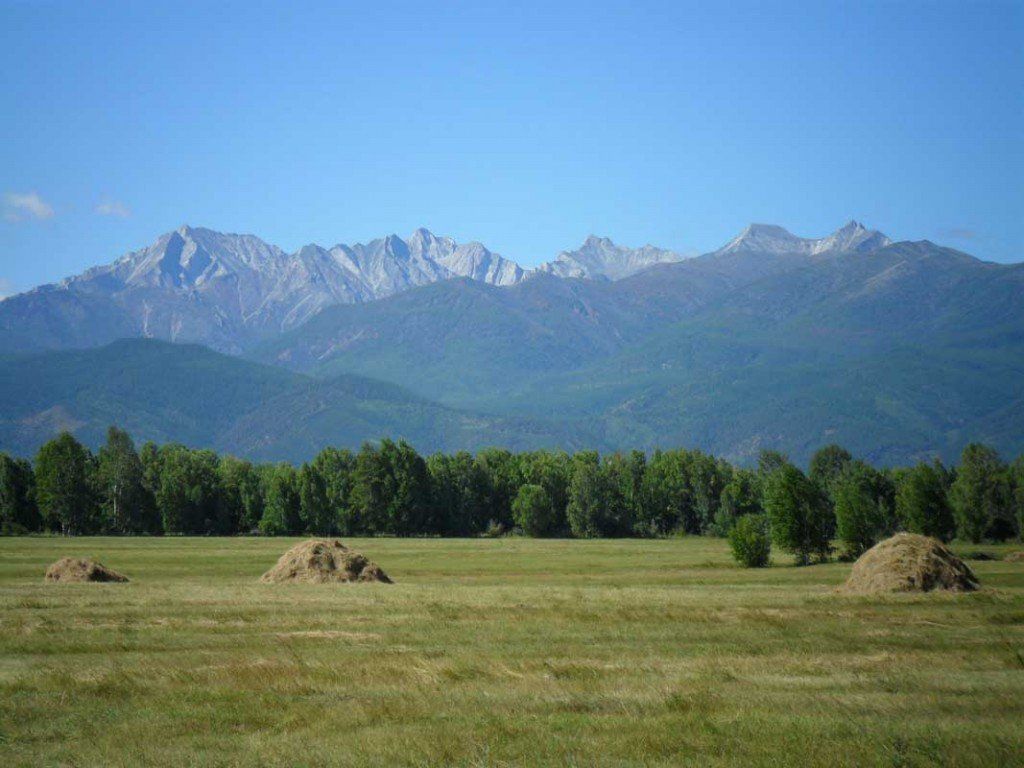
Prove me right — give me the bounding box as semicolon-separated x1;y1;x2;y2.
44;557;129;583
1004;551;1024;563
839;533;979;594
260;539;392;584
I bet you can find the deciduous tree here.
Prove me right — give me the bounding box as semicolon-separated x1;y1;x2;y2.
950;444;1011;542
895;462;955;541
512;483;557;537
762;463;831;565
96;426;157;533
34;432;98;535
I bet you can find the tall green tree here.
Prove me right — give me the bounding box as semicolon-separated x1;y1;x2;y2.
259;463;302;535
217;456;263;534
895;462;955;541
310;447;356;534
714;468;761;535
139;441;162;495
566;452;633;537
350;443;390;534
156;445;221;535
1011;456;1024;541
512;483;557;537
762;463;831;565
950;444;1012;542
603;451;645;533
808;444;853;501
427;451;490;535
474;447;521;530
757;450;790;477
385;440;435;534
350;440;433;535
566;452;605;538
96;426;158;533
0;453;39;533
517;450;571;534
639;450;692;535
298;462;334;534
688;452;728;534
34;432;98;535
833;461;889;557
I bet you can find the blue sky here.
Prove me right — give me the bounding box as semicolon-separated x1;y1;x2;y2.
1;0;1021;294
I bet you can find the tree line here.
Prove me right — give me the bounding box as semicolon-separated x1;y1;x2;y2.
1;429;1022;560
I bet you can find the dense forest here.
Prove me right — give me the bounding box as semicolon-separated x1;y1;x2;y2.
1;428;1022;561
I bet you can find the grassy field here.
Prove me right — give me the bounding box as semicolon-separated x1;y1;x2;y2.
1;537;1022;767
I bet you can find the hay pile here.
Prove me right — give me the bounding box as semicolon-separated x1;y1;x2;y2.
260;539;392;584
839;533;979;594
1004;551;1024;563
44;557;129;583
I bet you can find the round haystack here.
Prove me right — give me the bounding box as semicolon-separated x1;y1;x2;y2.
1004;551;1024;563
260;539;392;584
44;557;129;583
839;533;979;594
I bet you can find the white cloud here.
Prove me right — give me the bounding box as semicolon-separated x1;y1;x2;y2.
0;278;14;300
95;198;131;218
3;191;55;222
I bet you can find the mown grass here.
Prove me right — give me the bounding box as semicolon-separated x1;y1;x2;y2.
1;537;1022;767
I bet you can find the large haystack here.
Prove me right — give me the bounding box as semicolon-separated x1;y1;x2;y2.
839;533;979;594
44;557;129;583
260;539;392;584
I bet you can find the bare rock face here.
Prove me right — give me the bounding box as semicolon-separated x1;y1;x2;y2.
0;226;527;355
260;539;392;584
714;220;891;257
44;557;129;583
839;533;979;595
537;235;688;281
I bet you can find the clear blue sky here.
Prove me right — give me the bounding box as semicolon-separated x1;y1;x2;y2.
1;0;1021;294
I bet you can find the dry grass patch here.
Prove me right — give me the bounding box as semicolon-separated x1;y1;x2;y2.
1;536;1022;767
43;557;128;583
839;533;979;595
259;539;392;584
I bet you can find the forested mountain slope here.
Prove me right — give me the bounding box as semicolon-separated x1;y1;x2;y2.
2;221;1020;465
0;340;583;460
253;232;1024;465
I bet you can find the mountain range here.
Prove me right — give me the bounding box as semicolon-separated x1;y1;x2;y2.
0;225;680;354
1;220;1020;465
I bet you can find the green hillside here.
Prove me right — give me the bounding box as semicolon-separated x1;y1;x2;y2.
251;241;1024;465
0;340;582;460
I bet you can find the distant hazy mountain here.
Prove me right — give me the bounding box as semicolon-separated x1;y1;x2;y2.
254;225;1024;464
503;239;1024;465
537;235;689;280
0;339;583;461
255;221;907;394
0;225;526;354
3;220;1021;465
714;220;891;257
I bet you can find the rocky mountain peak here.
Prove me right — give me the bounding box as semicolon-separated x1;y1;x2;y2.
717;221;891;257
406;227;458;261
811;220;891;255
582;234;614;248
538;235;687;281
719;224;804;255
